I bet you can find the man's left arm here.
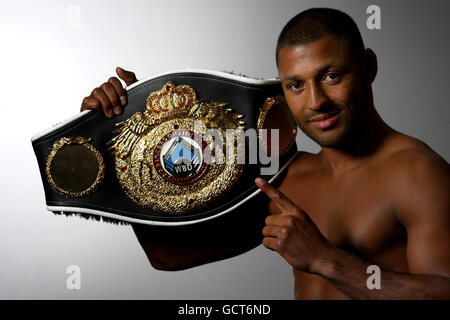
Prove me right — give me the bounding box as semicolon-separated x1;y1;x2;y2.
255;155;450;299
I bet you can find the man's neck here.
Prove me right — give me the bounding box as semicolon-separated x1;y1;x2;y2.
318;108;394;176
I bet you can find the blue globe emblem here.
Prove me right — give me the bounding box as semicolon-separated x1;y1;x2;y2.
161;136;202;179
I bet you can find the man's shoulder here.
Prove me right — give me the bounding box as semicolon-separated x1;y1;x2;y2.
383;133;449;179
285;134;449;182
382;133;449;212
381;133;449;226
287;150;321;175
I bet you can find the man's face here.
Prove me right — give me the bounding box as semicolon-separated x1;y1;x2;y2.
277;35;370;148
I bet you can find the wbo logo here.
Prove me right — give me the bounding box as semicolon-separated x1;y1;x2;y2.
154;129;208;185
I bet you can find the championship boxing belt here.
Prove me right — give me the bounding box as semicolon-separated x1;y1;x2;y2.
31;70;298;226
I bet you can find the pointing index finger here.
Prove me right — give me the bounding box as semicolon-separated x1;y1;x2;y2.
255;177;297;213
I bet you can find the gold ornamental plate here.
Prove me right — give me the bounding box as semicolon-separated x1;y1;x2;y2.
108;82;245;214
46;137;105;197
257;95;298;157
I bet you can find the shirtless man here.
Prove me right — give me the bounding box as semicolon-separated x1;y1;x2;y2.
80;8;449;299
254;8;450;299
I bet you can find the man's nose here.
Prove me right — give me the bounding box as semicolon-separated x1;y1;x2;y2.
306;82;329;111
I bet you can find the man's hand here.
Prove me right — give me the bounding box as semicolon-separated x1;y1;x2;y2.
256;175;450;299
80;67;138;117
255;177;332;274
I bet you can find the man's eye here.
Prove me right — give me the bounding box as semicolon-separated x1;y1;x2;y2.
287;81;303;91
325;72;340;80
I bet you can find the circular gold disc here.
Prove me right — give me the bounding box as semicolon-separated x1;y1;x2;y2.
258;96;298;156
46;137;105;197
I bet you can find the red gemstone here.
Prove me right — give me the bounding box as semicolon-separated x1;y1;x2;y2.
121;167;127;173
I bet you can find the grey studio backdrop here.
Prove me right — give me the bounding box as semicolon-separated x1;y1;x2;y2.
0;0;448;299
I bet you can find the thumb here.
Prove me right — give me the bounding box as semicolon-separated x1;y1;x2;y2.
116;67;138;86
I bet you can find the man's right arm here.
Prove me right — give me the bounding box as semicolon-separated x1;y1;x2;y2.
132;204;266;271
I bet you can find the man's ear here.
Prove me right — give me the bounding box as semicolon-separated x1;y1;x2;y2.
362;48;378;84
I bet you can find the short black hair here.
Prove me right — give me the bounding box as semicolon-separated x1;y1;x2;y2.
276;8;365;65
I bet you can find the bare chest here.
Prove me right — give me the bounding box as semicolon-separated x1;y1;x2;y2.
268;167;407;260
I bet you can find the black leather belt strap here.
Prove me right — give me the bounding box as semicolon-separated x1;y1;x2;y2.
31;70;298;226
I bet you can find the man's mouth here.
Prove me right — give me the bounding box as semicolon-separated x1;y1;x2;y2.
308;110;341;129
